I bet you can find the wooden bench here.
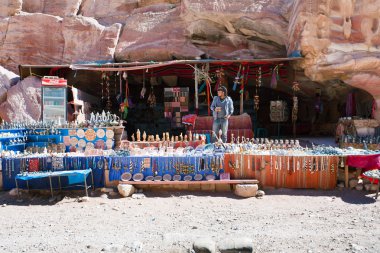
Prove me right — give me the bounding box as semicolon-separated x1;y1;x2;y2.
119;179;259;191
119;179;259;185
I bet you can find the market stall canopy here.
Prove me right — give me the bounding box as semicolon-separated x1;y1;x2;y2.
19;57;302;80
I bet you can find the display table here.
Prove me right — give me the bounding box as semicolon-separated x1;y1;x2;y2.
363;170;380;199
336;118;379;143
1;156;105;190
15;169;94;198
223;154;339;190
108;154;224;182
346;154;380;186
120;140;203;149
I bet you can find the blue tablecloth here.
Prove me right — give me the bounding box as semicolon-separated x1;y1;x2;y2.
16;169;92;185
1;156;105;190
108;154;225;181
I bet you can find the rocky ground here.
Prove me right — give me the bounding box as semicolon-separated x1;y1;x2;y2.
0;188;379;253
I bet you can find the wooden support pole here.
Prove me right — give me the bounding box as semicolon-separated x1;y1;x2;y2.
345;163;349;188
194;64;199;115
240;93;243;115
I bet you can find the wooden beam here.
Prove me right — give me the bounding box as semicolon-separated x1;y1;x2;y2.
119;179;259;185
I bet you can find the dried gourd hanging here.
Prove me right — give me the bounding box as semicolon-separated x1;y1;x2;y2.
147;85;156;108
140;70;147;99
292;81;300;122
254;66;262;111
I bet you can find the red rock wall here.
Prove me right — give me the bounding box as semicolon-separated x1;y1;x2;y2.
1;0;380;121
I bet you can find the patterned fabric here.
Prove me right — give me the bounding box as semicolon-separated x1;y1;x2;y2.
28;158;39;172
108;155;224;182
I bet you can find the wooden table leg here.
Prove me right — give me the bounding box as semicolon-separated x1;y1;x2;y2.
48;176;54;198
91;170;95;190
84;174;88;197
58;176;62;193
15;178;20;199
345;164;349;188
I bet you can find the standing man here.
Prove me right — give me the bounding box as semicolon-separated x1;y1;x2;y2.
210;86;234;143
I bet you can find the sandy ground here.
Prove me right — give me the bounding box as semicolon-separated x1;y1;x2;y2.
0;188;379;253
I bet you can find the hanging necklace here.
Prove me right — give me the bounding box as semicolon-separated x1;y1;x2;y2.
96;157;103;170
296;157;300;171
292;156;296;172
101;72;105;102
303;157;307;171
287;156;290;171
270;153;273;174
260;155;265;170
316;156;319;172
274;157;278;171
331;157;335;174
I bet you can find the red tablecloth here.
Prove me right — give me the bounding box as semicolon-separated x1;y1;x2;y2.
346;154;380;183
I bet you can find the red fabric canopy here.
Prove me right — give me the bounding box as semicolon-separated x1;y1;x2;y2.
347;154;380;169
346;154;380;183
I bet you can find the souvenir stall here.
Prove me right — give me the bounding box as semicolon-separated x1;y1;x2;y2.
0;75;124;191
0;115;124;190
3;59;379;194
336;117;380;150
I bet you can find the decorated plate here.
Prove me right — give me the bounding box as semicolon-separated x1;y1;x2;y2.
206;174;215;181
133;173;144;181
96;129;105;139
77;129;85;139
78;139;86;148
194;174;203;181
184;175;192;181
154;176;162;181
85;129;96;141
86;142;95;150
106;139;114;149
63;136;71;146
120;172;132;182
163;174;172;181
95;139;105;149
69;129;76;136
70;137;78;146
106;129;114;139
145;175;154;181
173;174;181;181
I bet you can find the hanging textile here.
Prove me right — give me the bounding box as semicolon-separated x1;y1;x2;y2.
372;99;377;119
346;92;356;116
240;65;249;94
120;72;129;120
206;78;211;116
270;66;278;89
233;65;242;91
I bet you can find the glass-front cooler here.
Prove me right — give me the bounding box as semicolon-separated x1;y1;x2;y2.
41;76;67;123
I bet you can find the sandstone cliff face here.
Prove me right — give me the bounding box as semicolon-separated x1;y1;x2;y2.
287;0;380;118
0;13;121;72
0;76;41;122
0;0;22;18
0;66;19;105
0;0;380;121
0;0;291;72
288;0;380;95
22;0;82;17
